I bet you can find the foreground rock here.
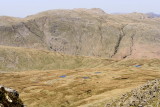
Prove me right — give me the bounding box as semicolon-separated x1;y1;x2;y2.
106;79;160;107
0;85;24;107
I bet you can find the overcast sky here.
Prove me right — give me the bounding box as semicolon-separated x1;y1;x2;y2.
0;0;160;17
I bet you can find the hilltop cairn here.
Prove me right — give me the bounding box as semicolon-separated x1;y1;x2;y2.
106;79;160;107
0;85;24;107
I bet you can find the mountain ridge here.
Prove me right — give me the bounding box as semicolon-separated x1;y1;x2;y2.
0;8;160;59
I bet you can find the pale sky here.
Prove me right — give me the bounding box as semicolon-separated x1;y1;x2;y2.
0;0;160;17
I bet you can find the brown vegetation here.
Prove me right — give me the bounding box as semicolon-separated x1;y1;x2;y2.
1;58;160;107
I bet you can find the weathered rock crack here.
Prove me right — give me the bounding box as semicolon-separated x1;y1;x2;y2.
11;25;26;45
22;22;41;38
111;25;127;58
123;32;136;59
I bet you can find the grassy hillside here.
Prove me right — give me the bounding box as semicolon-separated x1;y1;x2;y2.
0;45;115;72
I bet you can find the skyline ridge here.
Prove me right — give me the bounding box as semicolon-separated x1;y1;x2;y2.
0;8;160;18
0;0;160;17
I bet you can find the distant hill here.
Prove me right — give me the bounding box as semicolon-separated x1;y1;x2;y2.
146;12;160;18
0;8;160;59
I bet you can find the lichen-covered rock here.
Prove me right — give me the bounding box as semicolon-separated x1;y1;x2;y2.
106;79;160;107
0;85;24;107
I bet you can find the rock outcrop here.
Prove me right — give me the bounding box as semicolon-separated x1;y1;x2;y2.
106;79;160;107
0;8;160;59
0;85;24;107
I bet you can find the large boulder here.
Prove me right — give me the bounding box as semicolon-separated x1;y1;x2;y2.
0;85;24;107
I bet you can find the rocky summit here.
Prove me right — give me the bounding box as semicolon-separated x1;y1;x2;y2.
0;8;160;59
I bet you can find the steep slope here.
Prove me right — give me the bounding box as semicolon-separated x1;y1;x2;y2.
0;8;160;59
0;45;114;72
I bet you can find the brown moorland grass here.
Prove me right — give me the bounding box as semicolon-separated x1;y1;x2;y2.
1;58;160;107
